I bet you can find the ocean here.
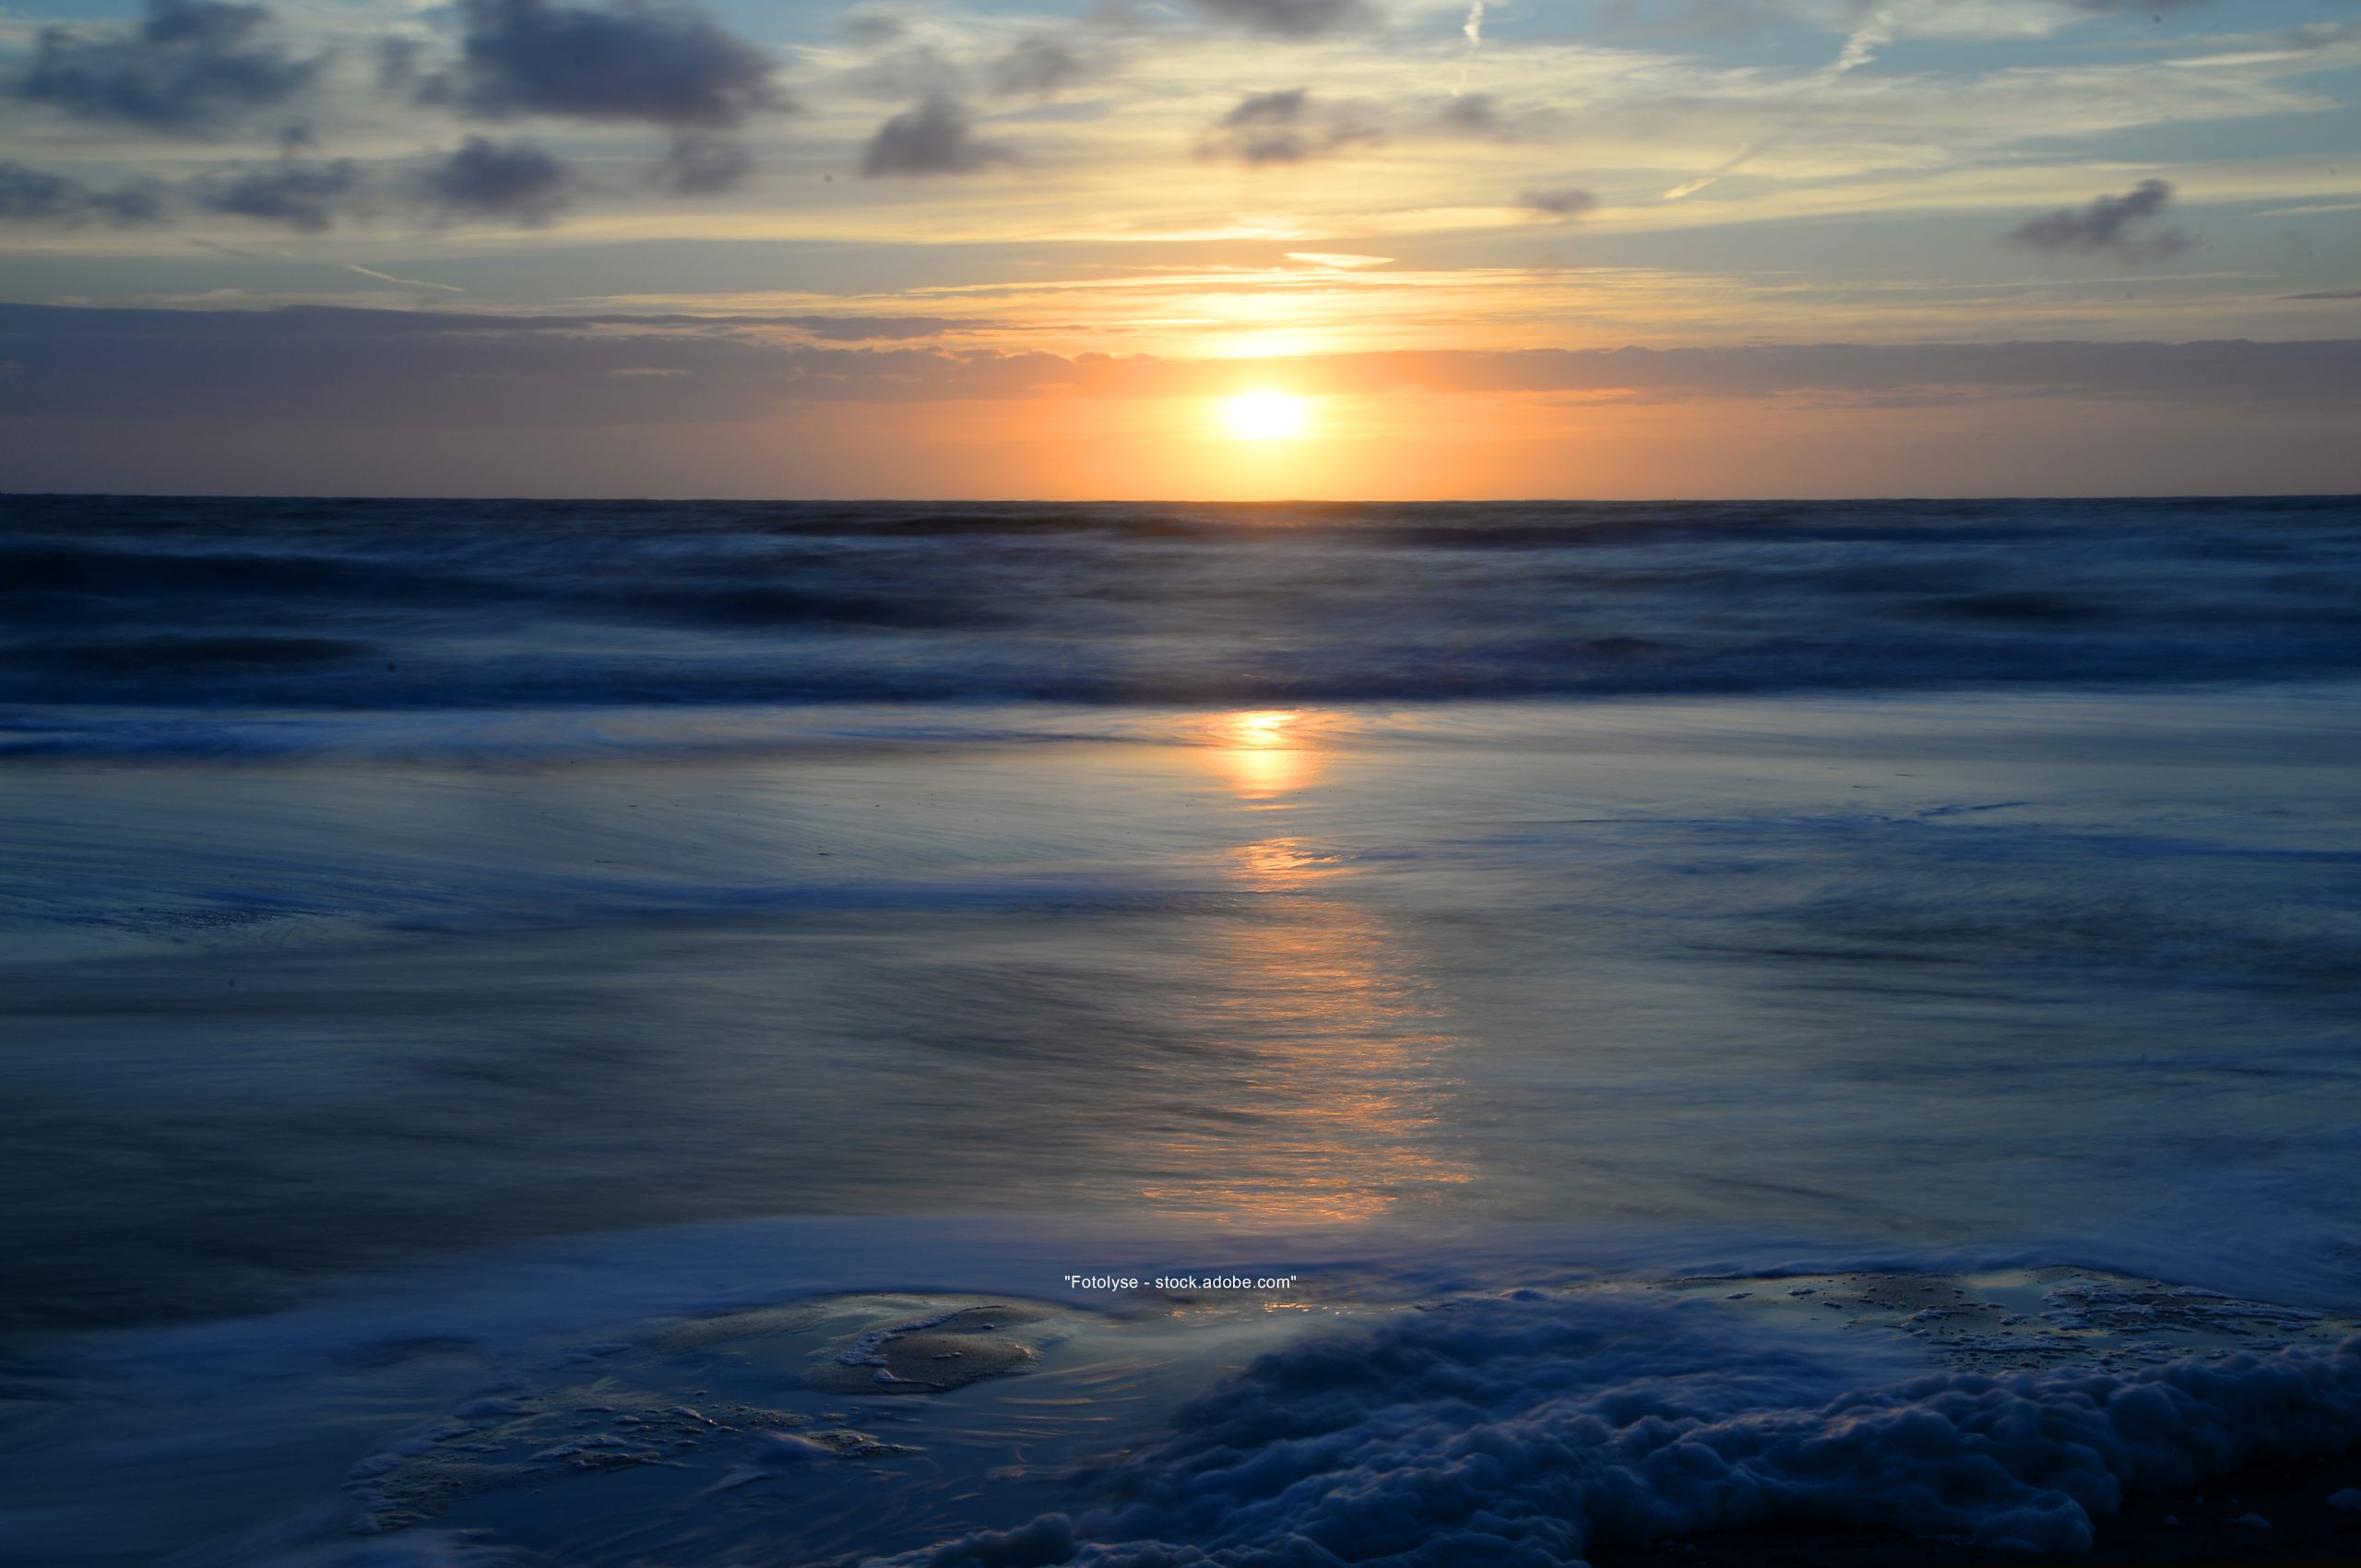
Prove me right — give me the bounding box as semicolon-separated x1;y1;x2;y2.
2;495;2358;1566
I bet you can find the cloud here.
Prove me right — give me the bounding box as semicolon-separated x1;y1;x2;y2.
199;159;362;232
420;137;570;224
0;162;168;227
656;132;753;194
1660;10;1894;200
7;303;2357;427
435;0;788;127
2006;178;2192;258
1823;6;1892;81
840;45;969;102
10;0;325;133
1663;140;1762;200
1198;89;1380;165
1602;0;2212;38
2283;20;2359;52
838;8;907;47
1222;88;1309;125
1454;0;1486;93
988;37;1095;97
859;94;1014;177
1183;0;1372;39
774;315;1003;340
1523;186;1600;220
1437;92;1509;137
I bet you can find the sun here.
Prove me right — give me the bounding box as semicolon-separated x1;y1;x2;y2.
1222;390;1310;441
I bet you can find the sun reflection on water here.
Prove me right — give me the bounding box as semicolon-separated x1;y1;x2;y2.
1137;709;1470;1225
1205;708;1323;802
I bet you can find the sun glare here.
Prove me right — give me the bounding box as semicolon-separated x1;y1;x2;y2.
1223;390;1310;441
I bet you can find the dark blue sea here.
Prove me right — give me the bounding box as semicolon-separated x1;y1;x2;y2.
3;495;2358;1567
5;494;2360;720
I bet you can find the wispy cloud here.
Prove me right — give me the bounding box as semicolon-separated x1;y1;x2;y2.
1198;89;1380;166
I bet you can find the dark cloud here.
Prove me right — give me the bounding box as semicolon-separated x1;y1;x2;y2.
11;0;324;133
656;132;753;194
420;137;571;224
437;0;788;127
1183;0;1371;38
988;36;1094;96
859;94;1013;177
1523;186;1599;219
1199;90;1379;166
1225;88;1308;124
0;162;168;227
2006;179;2192;258
1438;93;1504;136
2284;289;2361;302
199;159;362;231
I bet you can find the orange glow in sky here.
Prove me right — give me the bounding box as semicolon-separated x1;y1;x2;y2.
6;0;2355;499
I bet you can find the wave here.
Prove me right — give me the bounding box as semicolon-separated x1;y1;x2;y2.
5;495;2359;719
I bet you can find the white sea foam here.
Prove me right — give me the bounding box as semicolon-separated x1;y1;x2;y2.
5;1218;2352;1566
883;1292;2361;1566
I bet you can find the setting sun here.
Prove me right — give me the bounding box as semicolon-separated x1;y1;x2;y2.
1223;390;1311;442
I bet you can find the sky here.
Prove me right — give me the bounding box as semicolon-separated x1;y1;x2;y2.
0;0;2357;497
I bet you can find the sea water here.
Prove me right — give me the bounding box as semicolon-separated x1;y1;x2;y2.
2;497;2357;1565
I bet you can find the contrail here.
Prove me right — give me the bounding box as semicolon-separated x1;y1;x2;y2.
184;236;466;294
1823;6;1893;82
338;262;466;293
1665;6;1895;198
1663;142;1758;200
1453;0;1486;96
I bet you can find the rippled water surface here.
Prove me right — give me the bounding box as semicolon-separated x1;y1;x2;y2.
3;497;2357;1566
